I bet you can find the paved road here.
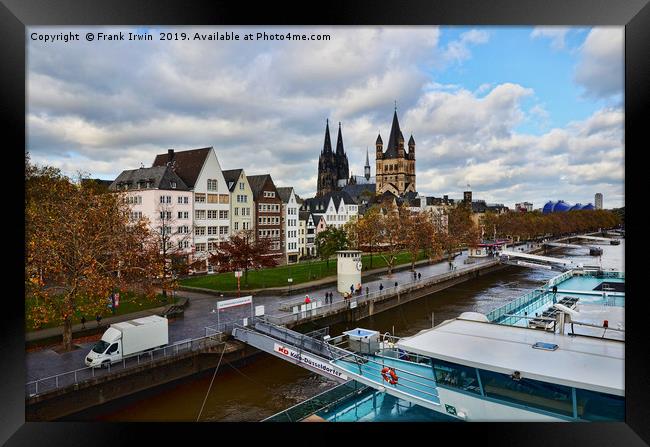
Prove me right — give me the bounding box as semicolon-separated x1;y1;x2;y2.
25;248;492;383
26;242;545;385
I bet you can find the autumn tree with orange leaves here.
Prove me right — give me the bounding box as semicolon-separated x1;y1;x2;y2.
208;229;280;286
26;157;159;351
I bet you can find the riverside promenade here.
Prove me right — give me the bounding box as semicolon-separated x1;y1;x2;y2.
26;241;550;420
27;244;546;382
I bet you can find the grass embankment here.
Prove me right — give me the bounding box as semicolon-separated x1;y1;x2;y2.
180;251;428;291
25;292;178;331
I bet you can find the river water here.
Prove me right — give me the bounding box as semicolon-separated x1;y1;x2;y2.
68;239;624;421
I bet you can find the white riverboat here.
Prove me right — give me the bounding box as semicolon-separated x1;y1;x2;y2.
327;268;625;422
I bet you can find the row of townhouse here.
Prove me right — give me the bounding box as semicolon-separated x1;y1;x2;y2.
109;147;302;272
297;191;359;258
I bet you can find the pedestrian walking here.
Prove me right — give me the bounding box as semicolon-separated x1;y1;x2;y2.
304;295;311;304
379;283;384;293
350;284;354;295
394;281;398;288
418;272;421;280
366;286;369;296
95;314;102;327
80;316;86;330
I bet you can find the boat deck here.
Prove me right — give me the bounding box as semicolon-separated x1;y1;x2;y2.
331;353;440;408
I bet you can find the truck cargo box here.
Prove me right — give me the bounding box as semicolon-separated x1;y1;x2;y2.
111;315;168;356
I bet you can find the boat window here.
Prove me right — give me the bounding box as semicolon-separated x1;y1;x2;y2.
478;369;573;417
431;359;481;395
575;388;624;421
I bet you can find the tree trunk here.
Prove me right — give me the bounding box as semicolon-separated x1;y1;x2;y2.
62;317;73;351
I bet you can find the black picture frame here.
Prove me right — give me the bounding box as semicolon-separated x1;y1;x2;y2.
2;0;646;445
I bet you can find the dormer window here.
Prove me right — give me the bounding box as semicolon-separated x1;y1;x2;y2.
171;181;177;189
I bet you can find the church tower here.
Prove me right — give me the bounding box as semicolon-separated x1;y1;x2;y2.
375;107;416;197
316;119;337;197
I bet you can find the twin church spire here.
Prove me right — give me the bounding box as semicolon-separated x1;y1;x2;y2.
317;119;349;197
317;106;415;198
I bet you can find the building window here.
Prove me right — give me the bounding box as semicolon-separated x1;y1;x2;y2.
195;210;206;220
219;194;229;204
195;243;206;252
219;226;228;235
207;210;218;219
184;196;189;204
207;226;218;235
234;207;239;216
171;181;177;189
234;222;239;230
207;194;219;204
264;191;275;198
207;179;218;191
219;210;228;219
195;193;206;203
239;182;245;190
195;227;206;236
178;197;183;204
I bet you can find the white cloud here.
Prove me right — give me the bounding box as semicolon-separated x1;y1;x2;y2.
531;27;571;50
574;27;624;99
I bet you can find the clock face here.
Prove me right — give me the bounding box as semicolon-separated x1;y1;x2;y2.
356;261;363;271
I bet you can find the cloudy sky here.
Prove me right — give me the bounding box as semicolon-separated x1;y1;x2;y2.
27;26;624;209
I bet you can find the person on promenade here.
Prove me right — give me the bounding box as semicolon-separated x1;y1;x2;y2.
80;316;86;330
418;272;421;280
304;295;311;304
350;284;354;295
394;281;398;288
366;286;369;297
96;314;102;327
379;283;384;293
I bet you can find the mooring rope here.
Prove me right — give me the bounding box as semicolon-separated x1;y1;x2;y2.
196;342;227;422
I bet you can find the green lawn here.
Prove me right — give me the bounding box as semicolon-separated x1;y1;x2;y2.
180;251;429;291
25;292;177;331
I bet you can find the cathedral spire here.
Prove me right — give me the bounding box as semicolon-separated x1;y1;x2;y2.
364;147;371;181
335;122;345;156
322;119;332;154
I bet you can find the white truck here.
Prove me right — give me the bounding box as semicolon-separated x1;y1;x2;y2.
85;315;169;368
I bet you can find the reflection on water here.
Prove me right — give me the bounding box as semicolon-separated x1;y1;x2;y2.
68;240;623;421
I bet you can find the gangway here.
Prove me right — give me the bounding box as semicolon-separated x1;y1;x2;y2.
232;318;349;383
544;242;603;256
498;250;577;268
545;242;586;249
574;235;621;245
232;318;443;412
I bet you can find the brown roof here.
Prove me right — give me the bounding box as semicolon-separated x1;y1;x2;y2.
247;174;277;201
222;169;243;192
152;147;211;188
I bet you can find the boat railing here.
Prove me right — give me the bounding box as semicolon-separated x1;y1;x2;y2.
329;347;439;400
502;313;625;336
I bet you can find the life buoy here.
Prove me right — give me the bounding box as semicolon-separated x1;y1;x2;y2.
381;367;399;385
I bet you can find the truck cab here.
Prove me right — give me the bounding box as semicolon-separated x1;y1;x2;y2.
85;327;122;368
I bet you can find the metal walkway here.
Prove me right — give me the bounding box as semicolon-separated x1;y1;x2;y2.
232;318;442;411
232;318;350;383
498;250;576;271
